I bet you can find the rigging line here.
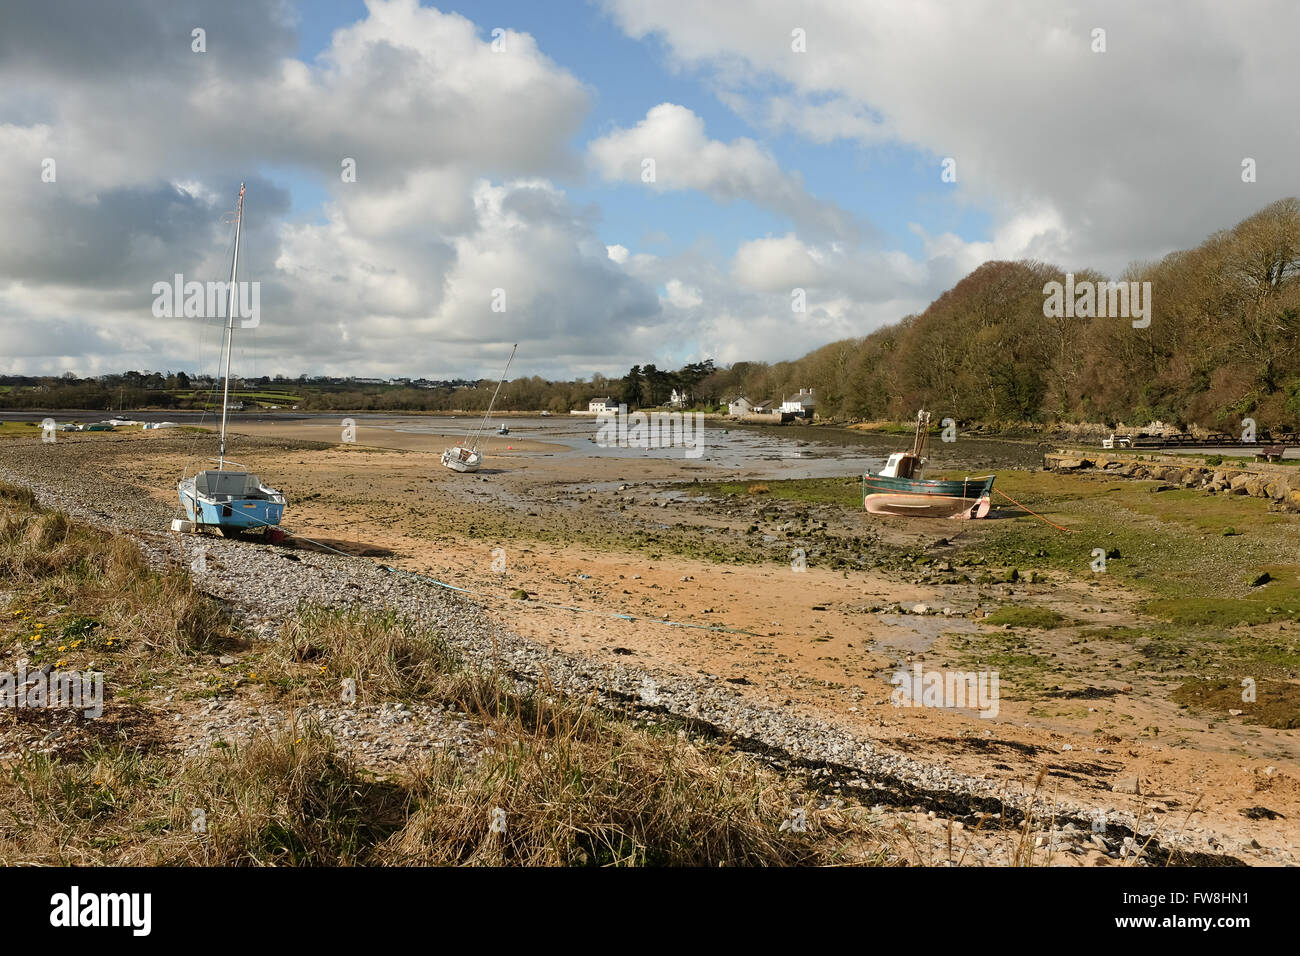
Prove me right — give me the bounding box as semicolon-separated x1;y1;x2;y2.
175;320;231;495
994;487;1076;533
465;344;517;451
178;211;241;482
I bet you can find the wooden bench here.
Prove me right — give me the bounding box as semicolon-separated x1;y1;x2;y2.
1257;444;1286;462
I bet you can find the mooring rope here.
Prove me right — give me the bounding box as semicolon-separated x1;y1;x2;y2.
995;487;1075;533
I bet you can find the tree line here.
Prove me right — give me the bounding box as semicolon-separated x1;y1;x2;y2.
747;197;1300;431
7;197;1298;428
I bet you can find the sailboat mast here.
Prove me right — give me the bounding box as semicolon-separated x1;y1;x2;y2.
218;183;245;470
468;344;518;451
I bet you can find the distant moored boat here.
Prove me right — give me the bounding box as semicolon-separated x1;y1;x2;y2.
441;344;517;475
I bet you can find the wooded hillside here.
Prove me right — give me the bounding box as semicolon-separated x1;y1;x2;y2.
736;198;1300;430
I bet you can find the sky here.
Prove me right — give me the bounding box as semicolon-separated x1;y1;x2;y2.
2;0;1298;381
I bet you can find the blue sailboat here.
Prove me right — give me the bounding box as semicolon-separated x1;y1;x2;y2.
176;183;287;538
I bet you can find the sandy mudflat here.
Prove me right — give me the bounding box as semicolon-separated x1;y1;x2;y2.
2;419;1298;863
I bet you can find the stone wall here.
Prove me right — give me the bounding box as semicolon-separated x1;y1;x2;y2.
1043;452;1300;512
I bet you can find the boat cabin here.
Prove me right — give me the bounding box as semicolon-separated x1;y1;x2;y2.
880;452;926;480
193;470;275;501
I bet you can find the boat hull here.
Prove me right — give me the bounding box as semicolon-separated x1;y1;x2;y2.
441;448;482;473
178;480;285;533
863;474;994;519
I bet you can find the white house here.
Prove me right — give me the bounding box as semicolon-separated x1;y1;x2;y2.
668;387;689;408
727;397;753;416
587;397;615;413
779;388;816;418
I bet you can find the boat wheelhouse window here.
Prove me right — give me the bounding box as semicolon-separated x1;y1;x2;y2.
894;454;919;478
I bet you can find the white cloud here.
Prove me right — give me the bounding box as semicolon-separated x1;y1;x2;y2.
599;0;1300;274
662;278;703;308
6;0;1294;379
731;234;825;292
0;0;643;378
588;102;858;239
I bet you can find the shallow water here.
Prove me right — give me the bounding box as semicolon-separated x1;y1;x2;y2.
1;409;1050;479
387;415;1048;479
872;612;981;654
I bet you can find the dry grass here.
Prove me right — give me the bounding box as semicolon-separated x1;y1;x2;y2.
0;482;230;657
278;604;460;702
0;725;407;865
385;686;838;866
0;698;881;866
0;479;895;866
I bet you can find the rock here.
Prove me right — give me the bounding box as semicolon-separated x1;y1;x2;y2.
218;655;235;665
1111;776;1141;794
1239;806;1284;821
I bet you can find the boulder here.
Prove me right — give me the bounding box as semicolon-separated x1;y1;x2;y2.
1244;478;1268;496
